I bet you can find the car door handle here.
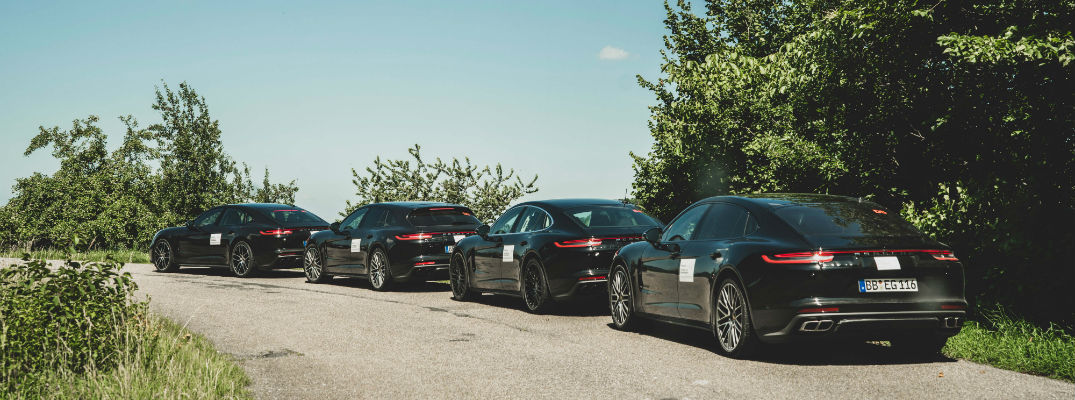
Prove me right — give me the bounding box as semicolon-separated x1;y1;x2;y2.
366;235;373;239
710;251;722;260
520;241;528;246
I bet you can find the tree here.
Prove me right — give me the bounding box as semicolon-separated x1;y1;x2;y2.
344;144;538;222
634;0;1074;328
0;82;300;250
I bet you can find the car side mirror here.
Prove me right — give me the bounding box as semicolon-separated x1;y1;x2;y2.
643;227;662;245
476;224;491;239
329;221;341;233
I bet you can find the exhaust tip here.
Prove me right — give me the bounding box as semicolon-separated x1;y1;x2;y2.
799;320;834;332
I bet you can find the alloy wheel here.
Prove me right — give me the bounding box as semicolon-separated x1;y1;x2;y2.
610;268;631;326
232;243;252;276
152;241;172;271
449;254;467;298
716;281;746;352
304;248;322;281
523;263;546;311
369;251;386;288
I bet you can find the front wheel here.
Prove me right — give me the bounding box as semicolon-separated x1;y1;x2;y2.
230;241;258;278
609;265;638;330
712;277;758;358
367;247;393;291
151;239;179;272
521;258;552;313
303;246;331;283
449;253;478;301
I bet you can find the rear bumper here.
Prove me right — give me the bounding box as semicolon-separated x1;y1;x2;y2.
392;253;451;282
260;248;305;269
759;310;966;344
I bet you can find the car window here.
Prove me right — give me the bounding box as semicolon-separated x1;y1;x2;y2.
564;206;661;228
360;207;389;229
193;208;224;228
774;203;920;237
341;208;368;231
408;207;480;226
219;208;254;226
695;203;751;240
490;207;524;235
661;204;709;241
515;207;549;233
266;208;327;227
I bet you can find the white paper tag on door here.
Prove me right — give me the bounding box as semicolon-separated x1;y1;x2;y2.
209;233;221;246
502;245;514;262
679;258;696;282
350;239;362;253
453;235;465;243
874;256;900;270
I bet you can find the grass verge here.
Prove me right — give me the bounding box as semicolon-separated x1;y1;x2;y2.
944;307;1075;383
15;315;252;399
0;248;149;264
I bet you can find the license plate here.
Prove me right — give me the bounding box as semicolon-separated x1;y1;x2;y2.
445;245;453;253
859;278;918;292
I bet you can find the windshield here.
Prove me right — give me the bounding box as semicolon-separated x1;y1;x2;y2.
267;208;328;227
773;203;921;237
407;207;481;226
564;206;661;229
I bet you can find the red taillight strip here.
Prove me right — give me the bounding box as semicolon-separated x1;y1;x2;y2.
798;307;839;313
260;229;294;236
427;207;455;211
941;304;966;310
578;275;607;281
762;252;834;264
395;233;434;240
554;236;643;248
414;261;437;266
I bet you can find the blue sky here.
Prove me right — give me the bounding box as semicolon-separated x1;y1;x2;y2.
0;0;669;219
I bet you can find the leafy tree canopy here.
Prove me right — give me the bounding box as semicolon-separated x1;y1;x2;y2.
344;144;538;223
634;0;1074;327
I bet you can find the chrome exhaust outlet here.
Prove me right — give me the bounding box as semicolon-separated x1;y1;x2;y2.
943;317;963;329
799;320;834;332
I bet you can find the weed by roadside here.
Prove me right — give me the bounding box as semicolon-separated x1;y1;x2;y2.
944;306;1075;383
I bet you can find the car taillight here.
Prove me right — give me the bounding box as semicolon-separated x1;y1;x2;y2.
927;250;959;261
395;233;433;240
798;307;839;313
260;229;294;236
554;238;603;248
762;251;834;264
578;275;607;281
941;304;966;310
414;261;437;266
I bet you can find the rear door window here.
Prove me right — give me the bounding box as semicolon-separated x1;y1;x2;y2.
219;208;254;226
193;208;224;228
360;207;389;229
695;203;751;240
774;203;921;237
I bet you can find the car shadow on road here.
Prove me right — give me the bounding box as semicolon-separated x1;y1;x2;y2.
327;277;452;293
174;267;306;279
471;294;611;317
615;322;958;366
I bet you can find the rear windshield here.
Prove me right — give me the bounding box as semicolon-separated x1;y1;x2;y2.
565;206;662;229
773;203;921;237
407;207;481;226
267;209;328;227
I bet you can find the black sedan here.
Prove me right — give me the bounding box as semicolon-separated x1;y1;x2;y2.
608;194;966;357
150;203;329;277
448;199;662;313
302;202;480;290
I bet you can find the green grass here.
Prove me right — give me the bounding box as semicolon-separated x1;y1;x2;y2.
1;249;149;264
11;314;251;399
944;307;1075;383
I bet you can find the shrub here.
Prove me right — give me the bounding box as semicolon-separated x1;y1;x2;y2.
0;256;145;390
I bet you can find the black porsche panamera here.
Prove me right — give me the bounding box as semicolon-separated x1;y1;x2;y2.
448;199;662;313
302;202;481;290
608;194;967;357
150;203;329;277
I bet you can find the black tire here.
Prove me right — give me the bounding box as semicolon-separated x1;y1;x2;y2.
303;246;331;283
367;247;393;291
521;258;552;313
229;241;258;278
151;239;179;273
891;335;949;358
609;264;639;330
712;277;759;358
449;252;479;301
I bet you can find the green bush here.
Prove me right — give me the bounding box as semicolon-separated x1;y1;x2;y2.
0;256;144;389
945;306;1075;382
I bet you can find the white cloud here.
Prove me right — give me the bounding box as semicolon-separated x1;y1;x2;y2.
598;45;630;60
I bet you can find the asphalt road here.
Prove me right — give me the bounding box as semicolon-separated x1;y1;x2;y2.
29;260;1075;399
